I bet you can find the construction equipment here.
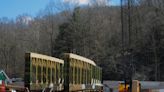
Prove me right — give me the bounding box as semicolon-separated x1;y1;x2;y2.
119;80;141;92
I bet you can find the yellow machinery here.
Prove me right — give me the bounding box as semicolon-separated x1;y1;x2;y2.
119;83;129;92
119;80;141;92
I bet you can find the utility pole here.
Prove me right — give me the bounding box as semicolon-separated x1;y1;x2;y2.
121;0;134;85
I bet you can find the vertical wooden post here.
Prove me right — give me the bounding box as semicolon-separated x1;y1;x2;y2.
36;60;38;84
58;63;60;83
87;63;89;84
76;60;78;84
41;59;43;84
54;62;56;84
82;62;84;84
30;58;33;84
91;65;92;84
79;61;82;84
50;61;52;83
73;59;75;84
45;60;48;84
132;80;140;92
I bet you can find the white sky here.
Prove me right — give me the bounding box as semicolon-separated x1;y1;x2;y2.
63;0;110;5
64;0;89;4
63;0;120;5
78;0;90;4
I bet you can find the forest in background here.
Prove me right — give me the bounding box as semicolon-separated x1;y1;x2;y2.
0;0;164;81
